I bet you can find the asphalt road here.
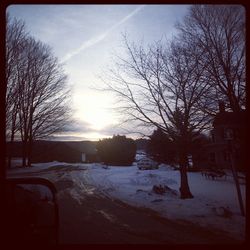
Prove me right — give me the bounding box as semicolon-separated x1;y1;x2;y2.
57;191;241;244
7;165;242;244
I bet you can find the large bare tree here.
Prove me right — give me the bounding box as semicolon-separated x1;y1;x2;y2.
177;5;245;114
103;37;211;199
6;17;71;167
6;17;27;168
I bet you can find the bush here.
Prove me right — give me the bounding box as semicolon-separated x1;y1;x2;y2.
96;135;136;166
147;128;177;165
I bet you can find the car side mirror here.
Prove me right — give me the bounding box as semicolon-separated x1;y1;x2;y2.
5;178;59;244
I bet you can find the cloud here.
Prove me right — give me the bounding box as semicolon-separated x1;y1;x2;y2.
50;118;148;141
97;124;126;135
60;5;145;63
62;119;94;133
48;135;89;141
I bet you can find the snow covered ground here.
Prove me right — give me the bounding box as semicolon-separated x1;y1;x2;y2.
86;164;246;241
7;159;246;241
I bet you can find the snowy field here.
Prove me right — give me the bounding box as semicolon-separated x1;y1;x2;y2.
7;159;246;241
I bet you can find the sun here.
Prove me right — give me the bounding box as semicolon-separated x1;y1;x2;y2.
74;90;117;131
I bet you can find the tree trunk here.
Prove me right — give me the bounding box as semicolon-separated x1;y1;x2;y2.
22;141;27;167
7;110;17;169
7;141;13;169
27;138;33;167
7;154;11;169
27;106;34;167
179;153;193;199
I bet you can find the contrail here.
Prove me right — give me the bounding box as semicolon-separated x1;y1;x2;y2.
60;5;145;63
107;5;145;33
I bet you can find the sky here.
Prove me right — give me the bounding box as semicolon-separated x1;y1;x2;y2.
7;4;189;141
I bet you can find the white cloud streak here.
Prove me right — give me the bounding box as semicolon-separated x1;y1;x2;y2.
60;5;145;63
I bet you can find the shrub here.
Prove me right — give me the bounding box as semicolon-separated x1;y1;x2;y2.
96;135;136;166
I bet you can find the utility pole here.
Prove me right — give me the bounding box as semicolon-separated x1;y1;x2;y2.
226;128;245;217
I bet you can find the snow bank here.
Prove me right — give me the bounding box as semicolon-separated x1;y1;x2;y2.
7;159;67;173
7;159;87;175
8;160;94;205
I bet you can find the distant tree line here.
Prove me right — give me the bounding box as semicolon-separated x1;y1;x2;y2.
6;15;71;167
103;5;245;199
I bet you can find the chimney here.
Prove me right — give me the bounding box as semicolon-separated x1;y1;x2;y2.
219;101;225;113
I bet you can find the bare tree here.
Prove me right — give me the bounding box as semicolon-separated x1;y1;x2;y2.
103;36;211;199
6;17;71;167
5;17;27;168
177;5;246;114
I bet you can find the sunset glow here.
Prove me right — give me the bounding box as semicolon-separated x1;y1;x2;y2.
7;4;189;140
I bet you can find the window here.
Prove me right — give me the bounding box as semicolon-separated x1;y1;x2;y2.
211;132;215;143
224;128;234;140
223;151;230;162
210;153;215;162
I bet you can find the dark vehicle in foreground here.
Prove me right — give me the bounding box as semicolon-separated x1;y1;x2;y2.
5;177;59;244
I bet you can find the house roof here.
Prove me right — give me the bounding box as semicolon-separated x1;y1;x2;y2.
213;110;246;127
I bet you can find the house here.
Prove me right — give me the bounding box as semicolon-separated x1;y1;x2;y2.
207;102;246;171
7;140;99;164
